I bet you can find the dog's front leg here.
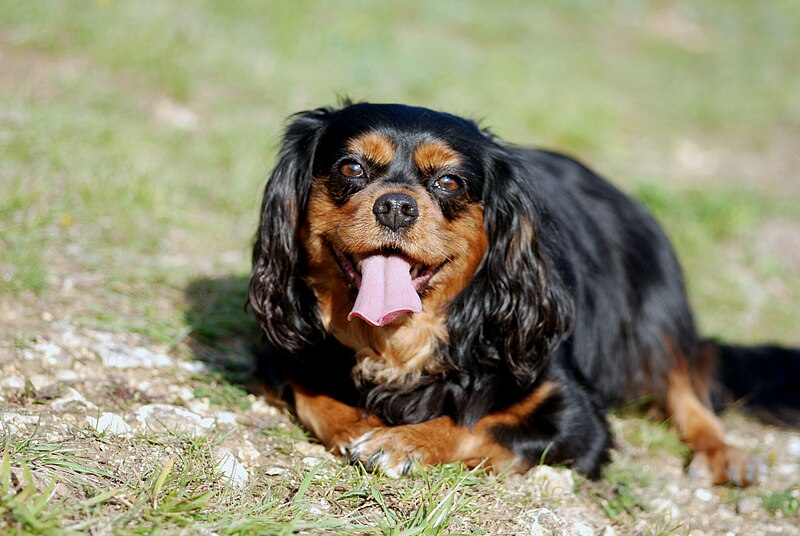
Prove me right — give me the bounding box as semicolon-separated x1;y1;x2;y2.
291;383;383;455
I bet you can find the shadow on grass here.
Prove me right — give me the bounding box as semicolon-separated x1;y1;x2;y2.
184;275;265;389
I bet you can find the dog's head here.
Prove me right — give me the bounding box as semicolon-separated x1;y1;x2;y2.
250;103;573;391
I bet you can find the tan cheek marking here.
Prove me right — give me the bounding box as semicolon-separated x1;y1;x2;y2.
347;131;396;166
413;140;462;173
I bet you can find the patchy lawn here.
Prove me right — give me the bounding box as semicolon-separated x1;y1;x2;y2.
2;2;799;534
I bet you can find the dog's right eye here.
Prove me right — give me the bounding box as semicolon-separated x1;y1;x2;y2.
339;162;365;179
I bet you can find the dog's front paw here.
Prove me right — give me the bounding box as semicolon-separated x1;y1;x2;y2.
687;444;766;486
345;426;432;478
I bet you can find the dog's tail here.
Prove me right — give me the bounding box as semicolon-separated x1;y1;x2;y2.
706;341;800;426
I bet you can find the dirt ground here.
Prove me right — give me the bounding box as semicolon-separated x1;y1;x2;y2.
1;281;799;534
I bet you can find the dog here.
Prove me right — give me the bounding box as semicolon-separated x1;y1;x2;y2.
248;102;799;485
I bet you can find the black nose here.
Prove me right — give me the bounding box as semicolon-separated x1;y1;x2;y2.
373;192;419;231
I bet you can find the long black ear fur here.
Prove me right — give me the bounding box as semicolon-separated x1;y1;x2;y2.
446;145;575;388
249;108;331;354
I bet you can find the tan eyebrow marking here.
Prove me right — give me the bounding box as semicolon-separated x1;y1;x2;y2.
346;131;396;166
413;140;462;173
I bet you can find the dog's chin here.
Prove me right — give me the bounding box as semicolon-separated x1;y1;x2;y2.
330;246;443;293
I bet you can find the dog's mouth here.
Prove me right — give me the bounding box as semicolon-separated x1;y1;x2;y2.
331;247;443;327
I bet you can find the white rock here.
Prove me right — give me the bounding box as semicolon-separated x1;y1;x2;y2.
212;411;238;425
0;413;39;433
573;521;593;536
51;387;96;410
96;341;173;369
787;436;800;457
87;412;131;435
236;442;262;464
250;398;280;417
178;360;208;374
0;377;25;390
35;342;63;363
302;457;321;469
531;465;575;496
602;527;616;536
55;370;79;381
135;404;215;435
168;385;195;401
187;399;211;415
694;488;714;502
265;467;289;476
519;508;569;536
216;449;248;487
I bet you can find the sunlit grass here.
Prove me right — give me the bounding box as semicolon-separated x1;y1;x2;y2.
1;1;799;533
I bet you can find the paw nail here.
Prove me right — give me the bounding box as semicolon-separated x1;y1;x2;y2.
366;451;382;472
402;459;413;476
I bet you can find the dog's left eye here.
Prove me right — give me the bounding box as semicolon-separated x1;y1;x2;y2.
339;162;365;178
433;174;463;192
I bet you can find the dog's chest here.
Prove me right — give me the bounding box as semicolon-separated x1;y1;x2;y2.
314;285;448;385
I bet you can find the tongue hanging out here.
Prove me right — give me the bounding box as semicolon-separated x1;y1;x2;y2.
348;254;422;327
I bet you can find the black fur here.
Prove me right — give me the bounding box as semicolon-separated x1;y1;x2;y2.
249;102;799;478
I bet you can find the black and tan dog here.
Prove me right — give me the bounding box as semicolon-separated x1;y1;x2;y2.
249;102;799;484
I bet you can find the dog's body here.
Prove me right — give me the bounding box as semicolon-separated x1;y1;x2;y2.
249;103;799;484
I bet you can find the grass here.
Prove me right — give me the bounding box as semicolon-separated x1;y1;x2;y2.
761;487;800;517
2;1;799;534
2;423;484;534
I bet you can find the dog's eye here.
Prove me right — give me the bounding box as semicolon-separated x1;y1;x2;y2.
339;162;365;179
433;174;463;192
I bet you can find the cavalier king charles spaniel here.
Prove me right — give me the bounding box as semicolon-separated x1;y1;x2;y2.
249;102;799;484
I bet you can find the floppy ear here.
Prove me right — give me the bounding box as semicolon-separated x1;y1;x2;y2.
446;146;575;387
249;108;331;354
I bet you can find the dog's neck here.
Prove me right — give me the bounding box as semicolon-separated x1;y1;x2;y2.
310;279;449;386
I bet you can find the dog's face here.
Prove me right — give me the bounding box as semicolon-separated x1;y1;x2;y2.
301;104;489;338
251;103;573;393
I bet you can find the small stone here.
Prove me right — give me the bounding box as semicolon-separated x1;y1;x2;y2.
135;404;215;435
694;488;714;502
0;413;39;434
35;341;62;362
0;377;25;390
250;398;280;417
573;521;593;536
519;507;568;536
530;466;574;497
787;436;800;457
178;360;207;374
216;449;248;487
265;467;289;476
302;457;321;469
212;411;238;425
55;370;79;381
97;343;173;369
87;412;131;435
236;442;262;464
602;527;616;536
51;387;96;410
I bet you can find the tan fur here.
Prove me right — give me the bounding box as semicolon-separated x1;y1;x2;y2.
413;140;462;173
292;383;382;451
347;131;396;166
301;167;486;385
291;380;559;473
663;341;759;485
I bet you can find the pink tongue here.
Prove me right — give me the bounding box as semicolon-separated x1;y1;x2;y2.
348;254;422;327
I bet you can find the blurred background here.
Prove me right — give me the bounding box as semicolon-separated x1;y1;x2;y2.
2;0;799;347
